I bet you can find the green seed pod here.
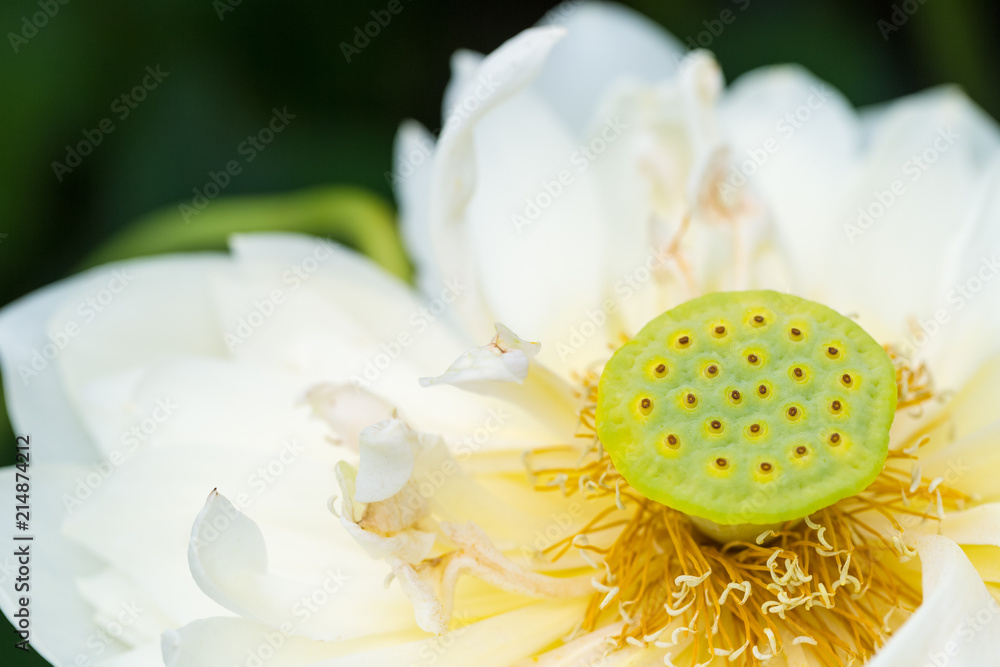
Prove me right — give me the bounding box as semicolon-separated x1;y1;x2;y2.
595;291;897;527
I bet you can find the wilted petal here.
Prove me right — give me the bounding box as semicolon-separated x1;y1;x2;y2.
420;323;539;387
419;325;579;440
335;461;437;565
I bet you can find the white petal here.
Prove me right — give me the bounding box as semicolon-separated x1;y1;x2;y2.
940;503;1000;546
465;90;610;375
923;155;1000;389
443;49;486;120
583;50;743;336
439;27;565;142
225;233;463;370
517;621;626;666
393;120;438;294
74;356;322;456
0;466;126;665
224;233;560;447
942;353;1000;441
164;602;583;667
187;490;417;641
355;418;420;503
60;433;358;630
76;569;175;648
95;642;165;666
37;256;233;459
724;76;1000;357
304;383;394;451
533;1;685;135
420;323;539;387
418;325;578;438
922;420;1000;503
187;490;269;619
839;88;1000;344
867;535;1000;666
720;66;861;305
316;600;586;667
161;616;379;667
0;254;225;463
0;260;206;464
423;27;566;342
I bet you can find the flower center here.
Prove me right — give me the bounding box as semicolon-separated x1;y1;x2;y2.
594;290;898;540
525;292;968;665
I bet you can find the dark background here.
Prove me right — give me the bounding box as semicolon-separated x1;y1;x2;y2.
1;0;997;663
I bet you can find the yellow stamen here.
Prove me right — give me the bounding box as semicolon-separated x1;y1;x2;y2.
525;349;966;666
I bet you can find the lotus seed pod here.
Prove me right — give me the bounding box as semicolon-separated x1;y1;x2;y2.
595;290;897;528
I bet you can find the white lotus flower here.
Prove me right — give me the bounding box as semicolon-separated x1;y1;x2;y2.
3;3;1000;666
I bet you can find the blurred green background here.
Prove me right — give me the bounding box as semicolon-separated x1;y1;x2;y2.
0;0;997;663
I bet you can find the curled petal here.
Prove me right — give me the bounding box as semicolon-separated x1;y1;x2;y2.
420;323;539;387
